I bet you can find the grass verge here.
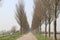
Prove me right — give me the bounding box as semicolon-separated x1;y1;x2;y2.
33;33;52;40
0;34;22;40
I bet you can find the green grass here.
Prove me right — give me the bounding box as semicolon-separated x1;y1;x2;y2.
33;33;52;40
0;34;22;40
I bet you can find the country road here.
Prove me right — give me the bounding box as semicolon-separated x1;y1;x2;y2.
16;32;37;40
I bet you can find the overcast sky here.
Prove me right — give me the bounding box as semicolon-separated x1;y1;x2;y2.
0;0;60;32
0;0;34;31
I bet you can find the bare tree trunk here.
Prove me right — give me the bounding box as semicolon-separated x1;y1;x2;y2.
54;19;57;40
48;18;50;37
20;27;22;35
54;0;58;40
45;19;47;37
39;20;41;34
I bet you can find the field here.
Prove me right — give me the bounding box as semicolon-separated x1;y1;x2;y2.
0;34;22;40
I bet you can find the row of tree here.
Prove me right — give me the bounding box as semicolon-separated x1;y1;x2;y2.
15;0;60;40
15;0;29;34
32;0;60;40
